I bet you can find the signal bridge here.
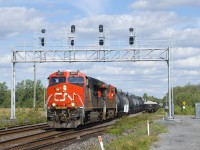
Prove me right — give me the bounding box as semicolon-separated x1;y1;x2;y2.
12;46;168;63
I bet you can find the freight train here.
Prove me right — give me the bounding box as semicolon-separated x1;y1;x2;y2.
46;70;156;128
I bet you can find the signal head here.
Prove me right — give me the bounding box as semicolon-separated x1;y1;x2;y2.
71;25;75;33
71;39;74;46
129;36;134;45
99;39;104;46
41;37;45;46
99;24;103;33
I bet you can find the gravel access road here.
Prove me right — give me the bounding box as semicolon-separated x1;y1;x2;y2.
150;115;200;150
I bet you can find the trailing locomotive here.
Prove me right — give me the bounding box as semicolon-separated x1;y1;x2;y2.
46;70;148;128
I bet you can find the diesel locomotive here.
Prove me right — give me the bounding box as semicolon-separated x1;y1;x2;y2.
46;70;145;128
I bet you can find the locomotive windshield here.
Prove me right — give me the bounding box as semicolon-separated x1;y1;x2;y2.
49;77;66;85
68;76;84;84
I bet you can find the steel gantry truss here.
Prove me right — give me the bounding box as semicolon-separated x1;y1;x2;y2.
10;44;174;120
13;48;168;62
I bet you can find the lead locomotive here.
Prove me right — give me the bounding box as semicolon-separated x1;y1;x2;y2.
47;70;116;128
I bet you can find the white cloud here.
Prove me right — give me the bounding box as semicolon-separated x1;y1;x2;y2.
66;0;107;17
65;10;200;49
0;7;46;39
69;11;178;44
175;55;200;68
177;28;200;47
0;54;11;67
153;27;200;47
131;0;200;10
173;47;200;59
73;11;177;29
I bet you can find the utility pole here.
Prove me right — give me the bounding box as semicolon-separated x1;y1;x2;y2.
33;63;36;109
44;87;46;112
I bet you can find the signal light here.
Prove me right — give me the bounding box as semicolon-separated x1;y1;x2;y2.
99;39;104;46
41;29;46;33
129;27;133;32
71;25;75;33
99;24;103;33
129;36;134;45
41;37;45;46
71;39;74;46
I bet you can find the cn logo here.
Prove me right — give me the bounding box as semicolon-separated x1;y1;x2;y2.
54;93;73;102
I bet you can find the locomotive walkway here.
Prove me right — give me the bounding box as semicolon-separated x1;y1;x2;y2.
150;115;200;150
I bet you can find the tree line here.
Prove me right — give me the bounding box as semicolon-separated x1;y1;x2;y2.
1;80;200;109
162;83;200;108
173;83;200;107
0;80;45;108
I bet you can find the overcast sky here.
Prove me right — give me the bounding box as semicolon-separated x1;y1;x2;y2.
0;0;200;98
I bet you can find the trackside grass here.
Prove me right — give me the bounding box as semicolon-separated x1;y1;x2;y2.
90;110;167;150
106;114;167;150
0;108;46;128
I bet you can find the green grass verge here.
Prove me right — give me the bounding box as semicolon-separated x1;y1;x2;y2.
0;108;46;128
90;112;167;150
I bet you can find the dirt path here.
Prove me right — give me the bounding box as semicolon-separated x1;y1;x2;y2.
150;115;200;150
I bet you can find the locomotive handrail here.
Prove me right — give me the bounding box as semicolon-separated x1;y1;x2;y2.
73;93;85;108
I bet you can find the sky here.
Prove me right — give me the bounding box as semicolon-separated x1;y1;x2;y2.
0;0;200;99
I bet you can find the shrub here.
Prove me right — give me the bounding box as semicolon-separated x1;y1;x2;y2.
174;105;194;115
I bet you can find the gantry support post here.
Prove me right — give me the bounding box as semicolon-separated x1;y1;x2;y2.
167;47;173;119
10;51;16;119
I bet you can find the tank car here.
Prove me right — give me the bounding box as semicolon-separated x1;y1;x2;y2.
126;94;139;114
116;91;129;116
137;96;144;112
46;70;117;128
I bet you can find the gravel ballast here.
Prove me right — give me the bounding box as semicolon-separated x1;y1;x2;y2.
150;115;200;150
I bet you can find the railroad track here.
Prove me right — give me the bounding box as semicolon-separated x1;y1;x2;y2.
1;124;112;150
0;123;48;137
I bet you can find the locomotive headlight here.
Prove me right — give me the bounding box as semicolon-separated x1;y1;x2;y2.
71;102;75;107
52;103;56;107
63;85;67;91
